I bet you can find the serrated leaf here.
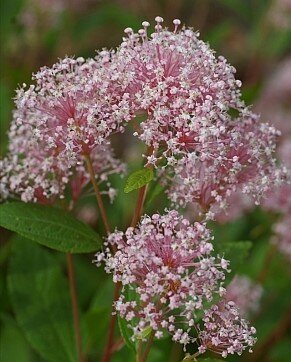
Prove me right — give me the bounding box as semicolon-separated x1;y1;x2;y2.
0;202;101;253
124;168;153;193
117;316;136;352
7;236;77;362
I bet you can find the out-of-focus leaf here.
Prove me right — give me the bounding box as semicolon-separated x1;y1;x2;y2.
265;30;291;57
216;0;254;21
117;316;136;352
205;20;232;48
72;4;139;40
0;314;40;362
0;202;101;253
7;236;77;362
83;278;113;359
124;168;153;193
269;337;291;362
0;0;23;37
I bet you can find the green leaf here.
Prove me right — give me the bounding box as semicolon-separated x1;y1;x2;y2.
0;314;39;362
124;168;153;193
117;316;136;352
0;202;101;253
7;236;77;362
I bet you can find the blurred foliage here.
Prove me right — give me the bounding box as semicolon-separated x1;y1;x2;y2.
1;0;291;361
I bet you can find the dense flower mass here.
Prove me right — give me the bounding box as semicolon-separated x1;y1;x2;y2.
225;275;263;317
165;112;281;218
117;17;244;155
14;56;131;162
1;17;283;216
95;210;230;346
0;141;125;203
1;16;270;360
198;300;257;358
115;18;282;218
0;55;130;203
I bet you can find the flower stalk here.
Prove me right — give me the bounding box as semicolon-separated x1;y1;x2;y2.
67;253;84;362
84;153;111;234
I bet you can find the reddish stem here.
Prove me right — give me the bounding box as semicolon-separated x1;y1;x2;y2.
131;184;149;227
102;282;122;362
141;330;155;362
257;243;276;283
67;253;84;362
131;146;154;228
84;154;111;234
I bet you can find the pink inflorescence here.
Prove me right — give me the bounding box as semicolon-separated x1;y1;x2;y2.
96;210;232;348
198;300;257;358
1;55;129;203
225;275;263;317
14;55;131;162
116;17;282;219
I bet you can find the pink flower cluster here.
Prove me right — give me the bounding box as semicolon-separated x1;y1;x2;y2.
198;300;257;358
1;56;129;203
1;16;269;359
95;210;256;356
114;17;282;219
164;112;281;219
1;17;283;216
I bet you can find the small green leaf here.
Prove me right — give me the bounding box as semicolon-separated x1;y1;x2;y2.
117;316;136;352
124;168;153;193
140;326;152;339
7;236;77;362
0;202;101;253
